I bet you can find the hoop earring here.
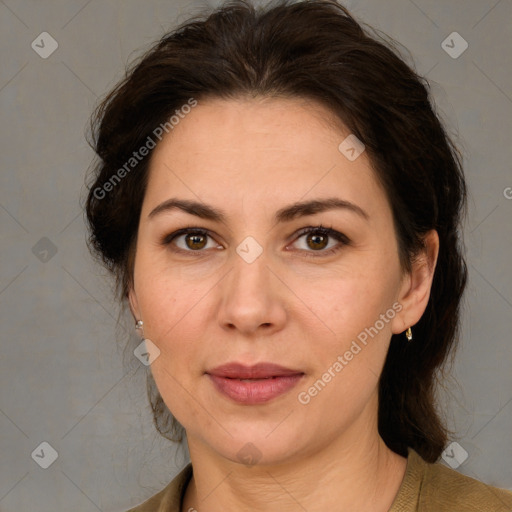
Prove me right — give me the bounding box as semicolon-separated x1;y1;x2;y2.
405;327;412;341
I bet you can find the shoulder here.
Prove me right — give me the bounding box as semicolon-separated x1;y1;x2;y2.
391;447;512;512
420;454;512;511
125;463;193;512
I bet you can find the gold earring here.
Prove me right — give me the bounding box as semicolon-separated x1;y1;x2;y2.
405;327;412;341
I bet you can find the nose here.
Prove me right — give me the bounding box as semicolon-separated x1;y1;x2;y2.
217;247;287;336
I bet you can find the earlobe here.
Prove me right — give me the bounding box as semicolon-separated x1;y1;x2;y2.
391;229;439;335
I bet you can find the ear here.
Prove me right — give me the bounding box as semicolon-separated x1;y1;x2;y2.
391;229;439;335
127;285;140;322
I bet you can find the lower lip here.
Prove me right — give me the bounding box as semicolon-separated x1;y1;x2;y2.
208;374;304;404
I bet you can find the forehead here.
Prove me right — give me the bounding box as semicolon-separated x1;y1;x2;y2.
151;95;348;160
143;96;389;224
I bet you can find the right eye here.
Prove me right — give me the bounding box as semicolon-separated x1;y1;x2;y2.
161;228;224;254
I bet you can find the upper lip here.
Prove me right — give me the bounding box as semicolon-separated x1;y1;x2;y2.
207;362;304;379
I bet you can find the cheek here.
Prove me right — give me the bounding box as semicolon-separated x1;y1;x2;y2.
134;251;205;339
292;263;400;410
139;279;208;427
296;257;399;339
134;272;208;404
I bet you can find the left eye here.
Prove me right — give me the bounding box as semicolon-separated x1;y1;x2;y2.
288;226;349;256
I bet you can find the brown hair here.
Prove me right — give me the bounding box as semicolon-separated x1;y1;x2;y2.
85;0;467;463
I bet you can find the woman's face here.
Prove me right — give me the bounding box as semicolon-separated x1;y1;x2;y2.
129;96;425;465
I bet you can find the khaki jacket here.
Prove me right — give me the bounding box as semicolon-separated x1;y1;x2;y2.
126;447;512;511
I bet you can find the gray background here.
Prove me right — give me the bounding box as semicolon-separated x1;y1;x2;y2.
1;0;511;510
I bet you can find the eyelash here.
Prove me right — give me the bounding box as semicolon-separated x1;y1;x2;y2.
161;225;350;258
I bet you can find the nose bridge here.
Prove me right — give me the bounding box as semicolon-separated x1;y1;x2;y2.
227;237;272;302
217;236;286;333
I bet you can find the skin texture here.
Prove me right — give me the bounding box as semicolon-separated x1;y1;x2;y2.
128;96;439;512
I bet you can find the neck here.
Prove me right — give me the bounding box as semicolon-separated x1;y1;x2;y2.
182;427;408;512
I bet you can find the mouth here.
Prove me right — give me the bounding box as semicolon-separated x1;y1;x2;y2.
206;361;304;379
206;362;305;404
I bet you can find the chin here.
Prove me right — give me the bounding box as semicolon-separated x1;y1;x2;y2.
209;424;308;468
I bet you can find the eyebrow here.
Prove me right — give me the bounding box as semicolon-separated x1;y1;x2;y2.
148;197;369;223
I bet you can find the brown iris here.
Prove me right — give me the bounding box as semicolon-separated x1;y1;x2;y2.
186;233;207;250
306;232;328;250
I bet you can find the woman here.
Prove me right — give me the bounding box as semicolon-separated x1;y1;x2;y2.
85;1;512;510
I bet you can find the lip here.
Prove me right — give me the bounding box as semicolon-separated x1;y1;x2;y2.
206;362;305;404
207;362;303;379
